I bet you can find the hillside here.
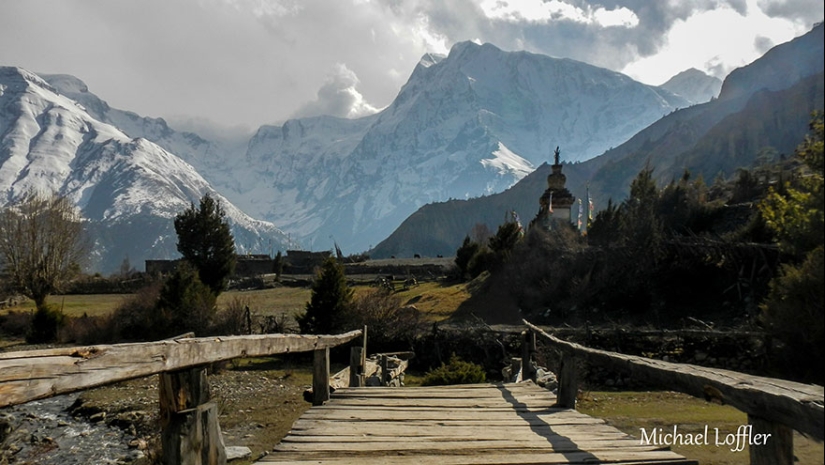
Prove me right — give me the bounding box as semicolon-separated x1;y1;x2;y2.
372;23;824;258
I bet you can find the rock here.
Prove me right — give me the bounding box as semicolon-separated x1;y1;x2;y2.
226;446;252;461
535;369;558;391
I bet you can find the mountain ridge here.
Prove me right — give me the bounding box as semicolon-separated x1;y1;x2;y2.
371;23;824;258
0;66;295;272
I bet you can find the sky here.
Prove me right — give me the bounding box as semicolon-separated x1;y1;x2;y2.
1;0;822;132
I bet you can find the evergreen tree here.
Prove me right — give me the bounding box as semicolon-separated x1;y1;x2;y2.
174;194;236;295
298;256;353;334
454;236;479;278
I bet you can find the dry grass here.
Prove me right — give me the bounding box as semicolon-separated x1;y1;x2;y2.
390;281;470;321
578;391;824;465
4;294;131;317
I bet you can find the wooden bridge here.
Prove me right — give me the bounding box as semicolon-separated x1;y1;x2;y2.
260;382;694;464
1;321;822;465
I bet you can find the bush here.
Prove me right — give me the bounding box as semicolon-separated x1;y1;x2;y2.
59;313;117;345
343;289;422;352
211;297;251;336
760;246;824;384
26;305;66;343
0;310;32;338
421;354;486;386
110;281;163;341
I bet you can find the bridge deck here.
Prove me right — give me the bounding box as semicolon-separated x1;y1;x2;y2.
257;382;696;465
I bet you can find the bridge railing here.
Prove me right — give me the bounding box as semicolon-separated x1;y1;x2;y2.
520;320;823;465
0;329;364;465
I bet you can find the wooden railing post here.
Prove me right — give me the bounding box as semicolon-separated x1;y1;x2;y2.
313;347;330;405
159;367;226;465
349;346;364;387
556;353;578;409
521;330;537;382
748;414;793;465
380;354;390;386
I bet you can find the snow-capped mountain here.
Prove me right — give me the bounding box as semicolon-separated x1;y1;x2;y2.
0;67;295;272
658;68;722;104
240;42;691;252
4;41;695;259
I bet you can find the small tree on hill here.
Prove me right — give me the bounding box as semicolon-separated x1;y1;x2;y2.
298;256;353;334
174;193;236;295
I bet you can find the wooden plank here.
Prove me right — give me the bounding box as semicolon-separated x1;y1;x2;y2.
313;347;330;406
0;330;362;408
258;450;695;464
273;440;670;453
287;423;629;438
525;320;825;439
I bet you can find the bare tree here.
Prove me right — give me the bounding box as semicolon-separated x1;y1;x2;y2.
0;192;87;310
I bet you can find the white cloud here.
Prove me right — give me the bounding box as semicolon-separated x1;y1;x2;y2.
621;0;810;84
0;0;820;128
292;63;380;119
479;0;639;28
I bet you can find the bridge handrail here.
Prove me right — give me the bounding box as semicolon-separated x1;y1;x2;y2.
522;320;824;441
0;330;362;409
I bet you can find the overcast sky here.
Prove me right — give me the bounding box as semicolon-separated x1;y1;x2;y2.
1;0;821;132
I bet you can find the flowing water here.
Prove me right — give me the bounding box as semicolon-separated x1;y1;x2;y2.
0;393;144;465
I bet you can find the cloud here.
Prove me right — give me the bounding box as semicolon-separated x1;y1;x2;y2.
479;0;639;28
292;63;380;119
757;0;824;26
1;0;820;129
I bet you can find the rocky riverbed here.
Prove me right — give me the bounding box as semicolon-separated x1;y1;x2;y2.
0;393;149;465
0;360;314;465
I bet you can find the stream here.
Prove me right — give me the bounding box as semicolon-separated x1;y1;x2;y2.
0;393;145;465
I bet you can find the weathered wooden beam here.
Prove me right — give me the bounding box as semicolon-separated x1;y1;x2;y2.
748;414;793;465
520;330;537;382
556;353;579;409
349;346;364;388
0;330;362;408
313;347;330;406
159;367;226;465
524;320;825;439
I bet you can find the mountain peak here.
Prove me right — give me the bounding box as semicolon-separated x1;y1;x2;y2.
659;68;722;104
40;73;89;94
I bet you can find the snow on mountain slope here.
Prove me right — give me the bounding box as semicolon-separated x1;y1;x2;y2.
266;41;691;252
0;67;294;272
14;40;694;257
658;68;722;104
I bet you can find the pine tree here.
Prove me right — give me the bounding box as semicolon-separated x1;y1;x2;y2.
298;256;353;334
174;194;236;295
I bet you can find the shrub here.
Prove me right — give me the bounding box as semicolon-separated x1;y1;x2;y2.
59;313;117;345
0;310;32;338
421;354;486;386
343;289;422;352
110;281;163;341
211;297;251;336
760;246;824;384
26;305;66;344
